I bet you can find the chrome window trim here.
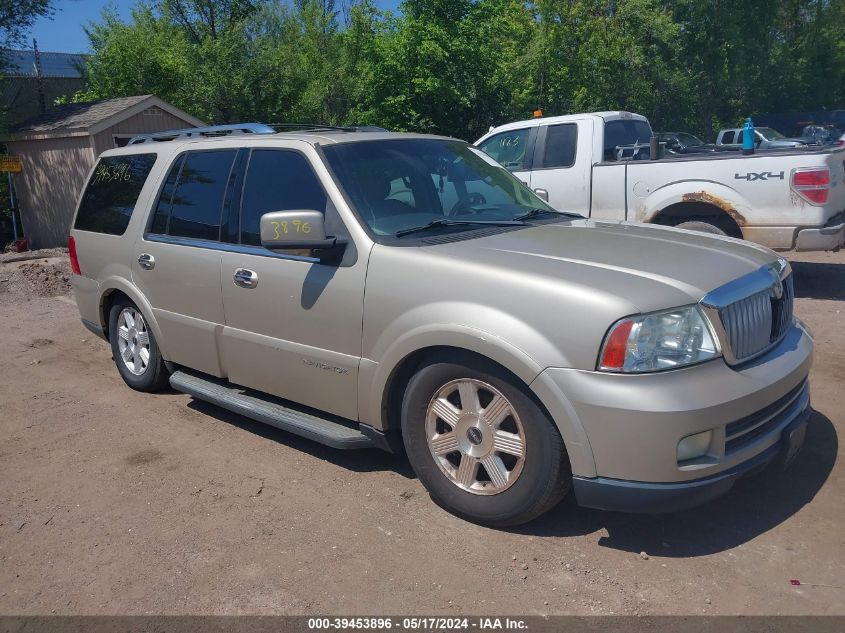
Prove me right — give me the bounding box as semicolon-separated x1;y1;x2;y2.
143;233;321;264
699;258;792;366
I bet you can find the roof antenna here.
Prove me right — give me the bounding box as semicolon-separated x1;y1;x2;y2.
33;38;47;114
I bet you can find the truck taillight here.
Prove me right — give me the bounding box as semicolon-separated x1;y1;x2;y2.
68;236;81;275
791;167;830;205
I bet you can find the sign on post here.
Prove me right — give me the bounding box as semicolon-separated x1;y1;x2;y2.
0;156;22;172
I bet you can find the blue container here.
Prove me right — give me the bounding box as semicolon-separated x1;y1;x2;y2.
742;117;755;155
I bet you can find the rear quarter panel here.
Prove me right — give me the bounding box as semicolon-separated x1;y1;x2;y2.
70;147;175;342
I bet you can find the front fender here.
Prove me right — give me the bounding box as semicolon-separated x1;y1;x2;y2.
359;309;596;477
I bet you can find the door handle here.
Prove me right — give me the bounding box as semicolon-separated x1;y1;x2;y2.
534;188;549;202
138;253;155;270
233;268;258;288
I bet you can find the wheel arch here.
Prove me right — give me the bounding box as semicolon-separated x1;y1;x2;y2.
635;182;751;239
363;338;596;478
97;278;166;357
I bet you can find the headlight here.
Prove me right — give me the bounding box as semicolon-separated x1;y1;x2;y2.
598;305;720;373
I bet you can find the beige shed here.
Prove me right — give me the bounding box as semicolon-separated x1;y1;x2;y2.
2;95;205;248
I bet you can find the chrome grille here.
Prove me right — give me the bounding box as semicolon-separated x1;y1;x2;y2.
771;273;794;342
717;272;794;363
719;287;773;360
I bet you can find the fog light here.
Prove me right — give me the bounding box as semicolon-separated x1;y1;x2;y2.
677;430;713;462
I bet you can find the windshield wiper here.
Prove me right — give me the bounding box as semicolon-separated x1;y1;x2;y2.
395;218;526;238
514;208;584;221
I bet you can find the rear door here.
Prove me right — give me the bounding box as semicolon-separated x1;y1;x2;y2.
527;120;593;214
218;145;366;421
132;148;239;376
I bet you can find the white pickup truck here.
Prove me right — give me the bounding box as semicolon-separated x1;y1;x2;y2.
475;111;845;251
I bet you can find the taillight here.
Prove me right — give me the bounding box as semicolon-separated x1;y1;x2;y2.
68;235;81;275
791;167;830;205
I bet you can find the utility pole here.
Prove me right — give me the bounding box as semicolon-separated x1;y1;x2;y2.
33;38;46;114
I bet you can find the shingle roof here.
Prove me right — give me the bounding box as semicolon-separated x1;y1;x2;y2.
4;50;87;78
9;95;154;134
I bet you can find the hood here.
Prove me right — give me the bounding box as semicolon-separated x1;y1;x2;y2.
432;219;779;314
770;138;807;147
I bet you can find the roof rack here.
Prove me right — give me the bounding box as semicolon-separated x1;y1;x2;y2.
268;123;389;133
127;123;276;145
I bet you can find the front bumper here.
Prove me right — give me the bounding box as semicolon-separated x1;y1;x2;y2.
572;407;810;513
535;320;813;512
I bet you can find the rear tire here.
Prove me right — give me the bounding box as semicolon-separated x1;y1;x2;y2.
673;220;728;236
401;354;571;527
108;298;170;392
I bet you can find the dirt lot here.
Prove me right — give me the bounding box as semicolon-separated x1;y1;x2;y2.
0;249;842;616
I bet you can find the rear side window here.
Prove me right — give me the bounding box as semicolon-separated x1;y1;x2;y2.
602;119;653;161
239;150;327;246
541;123;577;169
721;131;735;144
75;154;157;235
477;128;530;171
151;150;237;241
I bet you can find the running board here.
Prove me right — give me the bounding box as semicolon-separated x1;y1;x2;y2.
169;370;375;449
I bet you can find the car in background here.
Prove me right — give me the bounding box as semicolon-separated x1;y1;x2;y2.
800;125;843;146
716;126;808;150
656;132;738;155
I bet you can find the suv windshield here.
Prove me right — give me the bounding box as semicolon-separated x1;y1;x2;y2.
322;139;557;237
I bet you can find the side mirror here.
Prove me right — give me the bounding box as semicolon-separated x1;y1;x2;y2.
260;210;338;251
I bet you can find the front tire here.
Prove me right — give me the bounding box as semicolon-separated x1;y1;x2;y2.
108;299;170;392
401;355;571;527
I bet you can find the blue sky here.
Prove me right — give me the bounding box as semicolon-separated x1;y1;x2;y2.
28;0;401;54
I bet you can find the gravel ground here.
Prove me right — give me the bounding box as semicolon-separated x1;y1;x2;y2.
0;249;842;615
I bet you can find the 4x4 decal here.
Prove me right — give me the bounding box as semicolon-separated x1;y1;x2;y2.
734;171;785;181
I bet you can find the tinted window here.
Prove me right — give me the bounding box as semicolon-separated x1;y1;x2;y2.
240;150;327;246
75;154;157;235
602;119;653;161
541;124;577;168
166;150;236;241
150;154;184;234
478;128;530;171
721;131;735;144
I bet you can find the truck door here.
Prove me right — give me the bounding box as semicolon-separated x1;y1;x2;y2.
527;120;593;215
476;126;536;187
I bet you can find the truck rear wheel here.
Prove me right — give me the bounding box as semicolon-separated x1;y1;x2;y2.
401;355;571;527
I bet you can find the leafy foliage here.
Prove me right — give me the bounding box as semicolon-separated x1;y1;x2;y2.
70;0;845;140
